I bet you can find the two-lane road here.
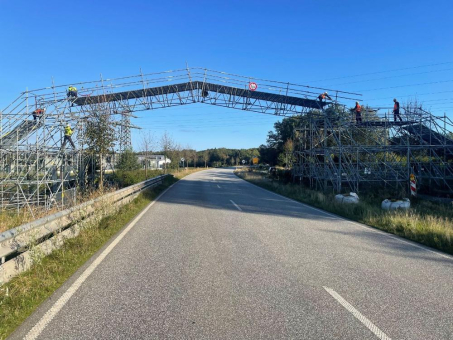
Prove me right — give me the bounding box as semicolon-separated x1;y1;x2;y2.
11;168;453;339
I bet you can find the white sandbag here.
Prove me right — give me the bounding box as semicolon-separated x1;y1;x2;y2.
335;192;359;204
381;198;410;210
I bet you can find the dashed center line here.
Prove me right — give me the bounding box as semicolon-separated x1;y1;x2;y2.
230;200;242;211
323;287;392;340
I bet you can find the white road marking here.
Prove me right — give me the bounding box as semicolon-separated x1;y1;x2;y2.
323;287;392;340
239;174;452;261
230;200;242;211
217;185;221;189
23;186;173;340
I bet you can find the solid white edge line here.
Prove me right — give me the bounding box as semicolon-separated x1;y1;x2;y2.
236;173;453;261
23;184;175;340
323;287;392;340
230;200;242;211
217;185;221;189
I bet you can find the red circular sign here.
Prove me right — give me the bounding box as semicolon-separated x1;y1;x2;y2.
249;82;258;91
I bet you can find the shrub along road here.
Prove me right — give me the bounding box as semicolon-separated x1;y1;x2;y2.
9;168;453;340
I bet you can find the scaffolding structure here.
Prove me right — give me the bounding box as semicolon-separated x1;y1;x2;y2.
295;105;453;196
2;66;452;212
2;67;352;212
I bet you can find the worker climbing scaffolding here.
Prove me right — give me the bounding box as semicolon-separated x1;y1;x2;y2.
351;101;362;124
67;86;78;98
393;98;402;122
318;91;332;105
61;123;76;150
32;108;45;121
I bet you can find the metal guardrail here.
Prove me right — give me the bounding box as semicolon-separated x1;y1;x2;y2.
0;174;168;285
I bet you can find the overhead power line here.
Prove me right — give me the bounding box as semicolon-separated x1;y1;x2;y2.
365;90;453;102
361;79;453;92
331;68;453;86
306;61;453;83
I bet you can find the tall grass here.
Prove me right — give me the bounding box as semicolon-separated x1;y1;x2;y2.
236;171;453;255
0;188;116;234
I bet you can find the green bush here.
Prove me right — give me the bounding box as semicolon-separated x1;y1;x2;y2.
110;169;162;188
116;149;140;171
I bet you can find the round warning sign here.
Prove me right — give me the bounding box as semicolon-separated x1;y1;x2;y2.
249;82;258;91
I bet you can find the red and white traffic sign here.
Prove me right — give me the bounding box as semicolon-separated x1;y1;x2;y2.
249;82;258;91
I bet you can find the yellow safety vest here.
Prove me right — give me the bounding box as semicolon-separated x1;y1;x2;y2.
65;126;73;136
68;86;77;92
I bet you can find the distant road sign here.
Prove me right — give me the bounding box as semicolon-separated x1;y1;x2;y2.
242;160;246;164
249;82;258;91
181;158;185;162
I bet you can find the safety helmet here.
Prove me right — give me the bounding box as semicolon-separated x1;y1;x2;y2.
356;101;359;104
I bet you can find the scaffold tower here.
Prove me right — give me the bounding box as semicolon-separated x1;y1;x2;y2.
295;104;453;196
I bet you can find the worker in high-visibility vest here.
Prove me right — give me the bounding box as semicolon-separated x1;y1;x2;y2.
393;98;402;122
67;86;78;98
318;91;332;104
352;101;362;124
32;108;45;121
61;123;76;149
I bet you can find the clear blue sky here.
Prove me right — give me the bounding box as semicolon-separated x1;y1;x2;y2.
1;0;452;151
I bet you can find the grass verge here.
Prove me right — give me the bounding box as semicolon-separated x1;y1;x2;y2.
236;170;453;255
0;170;201;340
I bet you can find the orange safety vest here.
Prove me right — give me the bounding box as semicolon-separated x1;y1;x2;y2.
355;104;361;113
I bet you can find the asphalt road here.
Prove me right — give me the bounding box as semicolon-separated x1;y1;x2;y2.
10;168;453;340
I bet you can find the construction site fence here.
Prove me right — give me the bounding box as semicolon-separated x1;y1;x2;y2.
0;174;168;285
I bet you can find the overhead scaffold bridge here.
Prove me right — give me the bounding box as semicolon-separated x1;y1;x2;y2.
1;67;355;212
0;66;452;213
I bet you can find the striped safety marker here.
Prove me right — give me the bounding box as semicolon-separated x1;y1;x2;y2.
410;174;416;196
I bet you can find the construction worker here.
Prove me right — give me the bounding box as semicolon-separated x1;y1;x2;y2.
67;86;78;98
393;98;402;122
62;123;76;150
352;101;362;124
32;108;45;121
318;92;332;104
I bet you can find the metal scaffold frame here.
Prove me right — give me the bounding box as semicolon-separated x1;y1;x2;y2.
295;105;453;196
2;67;355;212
